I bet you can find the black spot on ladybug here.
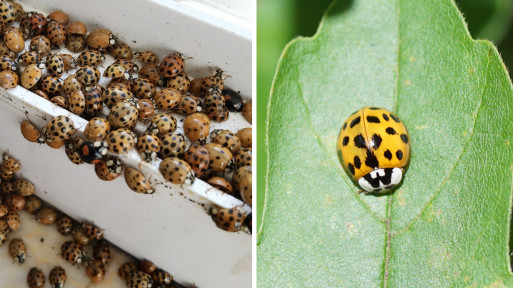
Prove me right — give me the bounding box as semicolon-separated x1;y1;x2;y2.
366;116;380;123
342;122;347;130
386;127;396;135
371;134;382;149
342;136;349;146
347;163;355;175
400;134;409;144
365;150;379;168
384;149;392;160
350;116;361;128
354;156;361;169
369;107;380;110
396;149;403;160
354;134;366;149
390;114;400;123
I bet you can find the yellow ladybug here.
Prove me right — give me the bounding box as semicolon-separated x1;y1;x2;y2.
337;107;410;193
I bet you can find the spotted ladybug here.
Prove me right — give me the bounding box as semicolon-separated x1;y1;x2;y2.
8;238;27;263
60;240;88;265
94;156;122;181
159;52;184;77
136;132;160;162
49;266;67;288
106;128;137;154
159;157;195;185
124;167;154;194
78;140;108;164
183;145;210;178
214;207;245;232
336;107;410;193
27;267;45;288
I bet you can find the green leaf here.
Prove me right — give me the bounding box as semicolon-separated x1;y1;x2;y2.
257;0;513;286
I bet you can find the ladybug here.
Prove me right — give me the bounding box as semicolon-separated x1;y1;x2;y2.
232;165;251;191
95;156;122;181
0;55;18;71
211;129;241;154
66;34;86;53
139;259;156;274
137;132;161;162
86;260;106;283
154;88;181;111
40;75;63;95
20;64;42;89
106;128;137;154
49;266;67;288
137;98;156;120
84;86;104;116
0;204;7;217
6;194;25;212
0;70;17;88
75;65;101;85
205;143;233;172
234;148;252;170
18;51;42;66
239;170;252;205
166;72;190;92
67;21;87;36
8;238;27;263
59;53;75;71
77;49;104;67
86;28;116;49
36;207;58;225
64;138;85;164
108;76;131;90
135;50;159;64
0;229;8;245
51;96;67;109
21;12;47;36
159;157;195;185
78;140;108;164
214;207;245;232
107;99;139;129
56;214;74;235
200;67;226;94
208;176;233;194
1;152;19;177
24;196;42;215
47;10;69;24
27;267;45;288
44;115;75;142
46;20;67;46
82;222;104;240
6;211;20;231
127;271;154;288
15;179;35;196
0;1;18;24
183;112;210;142
173;93;200;114
110;43;133;60
60;240;88;265
62;75;83;95
138;64;160;84
46;54;64;76
336;107;411;193
237;128;252;148
3;27;24;53
131;78;156;98
159;52;184;77
103;62;129;79
84;117;111;141
67;90;86;115
118;262;139;281
73;227;91;246
34;90;49;100
102;85;134;108
243;101;252;123
93;240;112;265
146;112;177;136
222;88;244;112
29;35;52;56
159;132;186;159
151;270;173;285
115;59;138;74
124;167;154;194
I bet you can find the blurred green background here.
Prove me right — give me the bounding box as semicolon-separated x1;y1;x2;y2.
256;0;513;231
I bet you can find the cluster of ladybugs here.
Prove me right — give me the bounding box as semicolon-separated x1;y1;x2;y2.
0;153;178;288
0;1;252;233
